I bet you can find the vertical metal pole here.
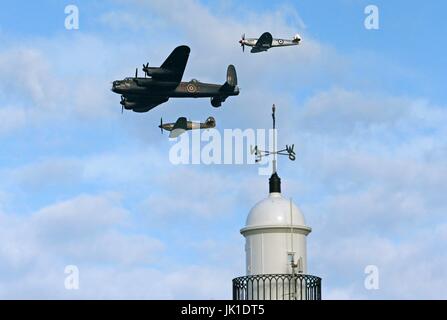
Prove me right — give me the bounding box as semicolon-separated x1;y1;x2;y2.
290;198;294;255
272;104;277;174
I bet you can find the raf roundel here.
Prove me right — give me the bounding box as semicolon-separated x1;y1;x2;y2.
187;83;197;93
278;39;284;45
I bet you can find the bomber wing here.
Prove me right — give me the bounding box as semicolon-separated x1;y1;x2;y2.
130;97;169;113
157;45;191;83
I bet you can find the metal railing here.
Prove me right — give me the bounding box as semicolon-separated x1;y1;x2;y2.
232;274;321;300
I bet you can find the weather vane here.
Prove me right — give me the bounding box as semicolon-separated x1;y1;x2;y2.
251;104;296;173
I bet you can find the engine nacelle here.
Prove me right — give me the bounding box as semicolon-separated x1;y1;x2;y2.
211;97;222;108
143;67;176;79
120;98;138;109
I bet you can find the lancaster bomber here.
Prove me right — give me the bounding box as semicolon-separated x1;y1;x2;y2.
239;32;301;53
159;116;216;138
112;45;239;113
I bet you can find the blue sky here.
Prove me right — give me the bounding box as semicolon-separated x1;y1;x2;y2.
0;0;446;299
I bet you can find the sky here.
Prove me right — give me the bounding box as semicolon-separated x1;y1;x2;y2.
0;0;446;299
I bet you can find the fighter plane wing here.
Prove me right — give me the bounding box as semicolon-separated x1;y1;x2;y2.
172;117;188;130
159;45;191;83
255;32;273;48
169;128;186;138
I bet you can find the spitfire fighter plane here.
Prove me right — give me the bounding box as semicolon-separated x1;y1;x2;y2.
159;116;216;138
239;32;301;53
112;46;239;113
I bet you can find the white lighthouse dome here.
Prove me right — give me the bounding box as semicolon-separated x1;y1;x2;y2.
240;172;311;276
246;193;306;227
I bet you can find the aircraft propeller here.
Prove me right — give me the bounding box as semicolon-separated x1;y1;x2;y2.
159;118;164;134
135;68;138;78
120;96;125;113
240;34;245;52
142;63;150;78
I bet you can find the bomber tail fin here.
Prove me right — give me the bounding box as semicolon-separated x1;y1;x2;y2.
226;64;237;87
220;65;238;92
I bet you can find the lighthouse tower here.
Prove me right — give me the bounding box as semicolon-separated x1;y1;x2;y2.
232;105;321;300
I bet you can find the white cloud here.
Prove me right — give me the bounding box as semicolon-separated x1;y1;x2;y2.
0;48;56;105
141;167;241;218
0;48;68;135
293;88;447;137
0;192;243;299
0;194;153;272
99;11;165;32
3;158;84;191
31;193;128;238
0;146;168;193
311;225;447;299
0;107;27;135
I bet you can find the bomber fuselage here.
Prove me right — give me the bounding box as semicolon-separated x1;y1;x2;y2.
112;78;237;98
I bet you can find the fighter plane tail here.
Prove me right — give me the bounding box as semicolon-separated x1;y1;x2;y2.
293;34;302;43
205;116;216;128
